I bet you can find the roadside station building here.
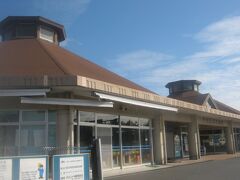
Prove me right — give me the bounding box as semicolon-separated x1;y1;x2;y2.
0;16;240;171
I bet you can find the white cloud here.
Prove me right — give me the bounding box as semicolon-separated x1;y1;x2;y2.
109;16;240;110
111;50;173;72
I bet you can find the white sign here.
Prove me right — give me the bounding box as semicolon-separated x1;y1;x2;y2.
60;156;84;180
20;158;46;180
0;159;12;180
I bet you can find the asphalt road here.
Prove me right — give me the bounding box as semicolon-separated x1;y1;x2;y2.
105;158;240;180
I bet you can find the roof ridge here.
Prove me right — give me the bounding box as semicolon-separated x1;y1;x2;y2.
36;40;67;75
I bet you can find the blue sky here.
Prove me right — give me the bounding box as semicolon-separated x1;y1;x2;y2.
1;0;240;109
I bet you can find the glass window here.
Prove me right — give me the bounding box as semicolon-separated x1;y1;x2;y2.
97;114;119;125
40;26;54;42
16;24;35;37
194;84;199;91
0;111;19;123
183;83;193;91
80;126;94;168
97;127;112;169
22;111;45;122
234;128;240;134
80;111;95;123
121;116;139;126
141;129;151;163
139;118;150;127
3;30;13;41
112;128;120;167
20;125;46;155
48;124;56;147
0;125;19;156
122;128;140;166
48;110;56;123
235;133;240;152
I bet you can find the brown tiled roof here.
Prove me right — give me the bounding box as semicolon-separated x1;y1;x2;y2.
169;91;240;115
169;91;208;105
214;100;240;115
0;39;154;93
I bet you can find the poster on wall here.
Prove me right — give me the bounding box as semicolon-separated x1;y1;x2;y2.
60;156;84;179
19;157;47;180
0;159;12;180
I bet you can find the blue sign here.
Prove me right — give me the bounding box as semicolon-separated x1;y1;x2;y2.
0;155;48;180
53;154;89;180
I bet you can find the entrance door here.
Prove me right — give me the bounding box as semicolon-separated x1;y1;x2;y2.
181;133;189;157
97;127;112;169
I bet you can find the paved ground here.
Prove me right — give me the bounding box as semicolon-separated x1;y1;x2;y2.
105;157;240;180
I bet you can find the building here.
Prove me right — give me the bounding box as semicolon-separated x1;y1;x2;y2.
0;16;240;173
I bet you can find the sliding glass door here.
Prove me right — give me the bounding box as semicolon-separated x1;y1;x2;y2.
97;127;112;169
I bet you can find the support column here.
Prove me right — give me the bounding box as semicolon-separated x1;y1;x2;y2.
56;109;74;154
188;117;201;160
153;115;167;165
226;122;235;154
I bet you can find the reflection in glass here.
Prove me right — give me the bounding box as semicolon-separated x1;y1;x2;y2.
97;127;112;169
80;126;94;168
200;129;227;154
122;128;140;165
22;111;45;122
97;114;119;125
0;125;19;156
80;111;95;123
0;111;19;123
112;128;120;167
20;125;46;155
181;133;189;157
234;128;240;152
48;110;56;123
141;129;151;163
121;116;139;126
139;118;150;126
48;125;56;147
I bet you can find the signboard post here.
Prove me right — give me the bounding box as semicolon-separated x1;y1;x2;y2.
53;154;89;180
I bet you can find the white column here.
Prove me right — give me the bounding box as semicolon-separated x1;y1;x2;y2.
153;115;167;164
56;109;74;154
226;122;235;154
188;117;201;160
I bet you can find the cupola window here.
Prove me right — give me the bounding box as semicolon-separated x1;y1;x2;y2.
39;26;54;43
16;24;35;37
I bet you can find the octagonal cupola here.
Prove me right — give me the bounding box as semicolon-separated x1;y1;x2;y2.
0;16;66;45
165;80;201;96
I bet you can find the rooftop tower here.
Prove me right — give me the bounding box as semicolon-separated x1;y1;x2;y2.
0;16;66;45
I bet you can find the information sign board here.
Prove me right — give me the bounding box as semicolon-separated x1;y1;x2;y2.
0;159;12;180
53;154;89;180
0;155;48;180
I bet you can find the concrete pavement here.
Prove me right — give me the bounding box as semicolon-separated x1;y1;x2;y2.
104;153;240;179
